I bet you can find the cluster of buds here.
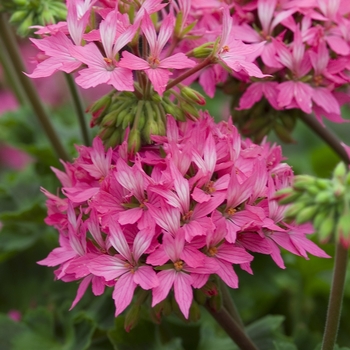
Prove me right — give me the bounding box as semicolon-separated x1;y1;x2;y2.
1;0;67;36
39;113;329;326
276;162;350;248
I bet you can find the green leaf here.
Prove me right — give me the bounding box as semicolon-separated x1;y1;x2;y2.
246;315;286;350
64;313;97;350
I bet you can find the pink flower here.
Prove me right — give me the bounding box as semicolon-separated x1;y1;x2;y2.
119;13;196;95
89;221;158;316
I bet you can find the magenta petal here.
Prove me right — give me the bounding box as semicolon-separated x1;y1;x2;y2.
91;276;105;296
89;255;128;280
216;259;239;289
37;247;76;266
146;245;169;266
145;68;171;96
180;246;205;268
113;273;137;316
119;51;149;70
118;207;143;225
160;53;196;69
152;269;176;307
191;187;211;203
70;275;92;310
134;266;159;289
216;243;253;264
174;272;193;319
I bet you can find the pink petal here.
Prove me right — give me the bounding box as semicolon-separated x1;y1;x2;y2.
133;229;154;262
119;51;149;70
118;207;143;225
312;88;340;115
134;266;159;289
145;68;172;96
37;247;76;266
70;275;92;310
174;272;193;319
109;221;132;261
216;243;253;264
152;269;176;306
160;53;196;69
113;273;137;316
216;259;239;289
89;255;128;280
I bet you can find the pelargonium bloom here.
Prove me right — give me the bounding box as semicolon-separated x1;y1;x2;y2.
38;113;329;319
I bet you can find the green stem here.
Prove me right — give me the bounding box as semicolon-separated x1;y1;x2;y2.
205;303;258;350
322;244;348;350
165;57;212;91
299;113;349;163
64;74;90;146
299;113;349;350
0;36;27;106
219;279;244;329
0;14;70;161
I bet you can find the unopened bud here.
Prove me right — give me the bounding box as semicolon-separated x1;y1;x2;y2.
124;304;140;332
180;87;206;105
336;213;350;248
318;213;335;243
193;43;214;58
128;129;141;154
188;300;201;322
207;293;222;312
333;162;347;180
274;123;295;143
295;205;318;224
293;175;316;190
285;201;308;218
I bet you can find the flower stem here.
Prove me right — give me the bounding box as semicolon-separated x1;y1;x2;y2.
0;14;70;161
298;113;349;163
299;113;349;350
165;57;212;91
219;279;244;329
322;243;348;350
64;74;90;146
0;37;27;106
205;303;258;350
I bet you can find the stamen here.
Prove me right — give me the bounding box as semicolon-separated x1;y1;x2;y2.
174;260;184;271
208;246;218;257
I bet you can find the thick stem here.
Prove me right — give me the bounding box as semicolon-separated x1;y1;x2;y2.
322;244;348;350
299;113;349;350
205;304;258;350
219;279;244;329
64;74;90;146
299;113;349;163
165;57;212;91
0;14;70;161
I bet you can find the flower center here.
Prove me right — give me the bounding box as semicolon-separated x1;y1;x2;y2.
208;246;218;257
174;260;184;271
103;57;115;71
221;45;230;53
226;207;237;216
204;181;216;194
314;75;323;86
148;55;160;68
182;210;193;222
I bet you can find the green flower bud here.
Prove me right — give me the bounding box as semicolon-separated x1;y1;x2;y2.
193;43;214;58
295;205;319;224
128;129;141;154
333;162;347;180
315;179;331;190
124;304;140;332
194;288;208;305
314;190;334;205
336;212;350;248
208;293;222;312
293;175;316;190
274;123;295;143
313;209;329;230
188;300;201;323
318;212;335;243
180;86;206;105
306;185;322;196
180;102;199;120
277;190;303;205
285;201;309;219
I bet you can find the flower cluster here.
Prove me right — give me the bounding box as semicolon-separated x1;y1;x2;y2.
39;113;328;319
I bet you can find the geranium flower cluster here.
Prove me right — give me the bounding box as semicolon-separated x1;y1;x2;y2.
28;1;350;123
38;113;328;319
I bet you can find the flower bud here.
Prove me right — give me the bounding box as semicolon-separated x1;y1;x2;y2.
295;205;318;224
293;175;316;190
128;129;141;154
180;87;206;106
318;212;335;243
333;162;347;180
124;304;140;332
336;212;350;248
188;300;201;322
193;43;214;58
194;288;207;305
207;293;222;312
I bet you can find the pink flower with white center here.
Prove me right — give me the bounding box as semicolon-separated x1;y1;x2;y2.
216;8;267;78
70;10;137;91
119;13;196;95
89;221;158;316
